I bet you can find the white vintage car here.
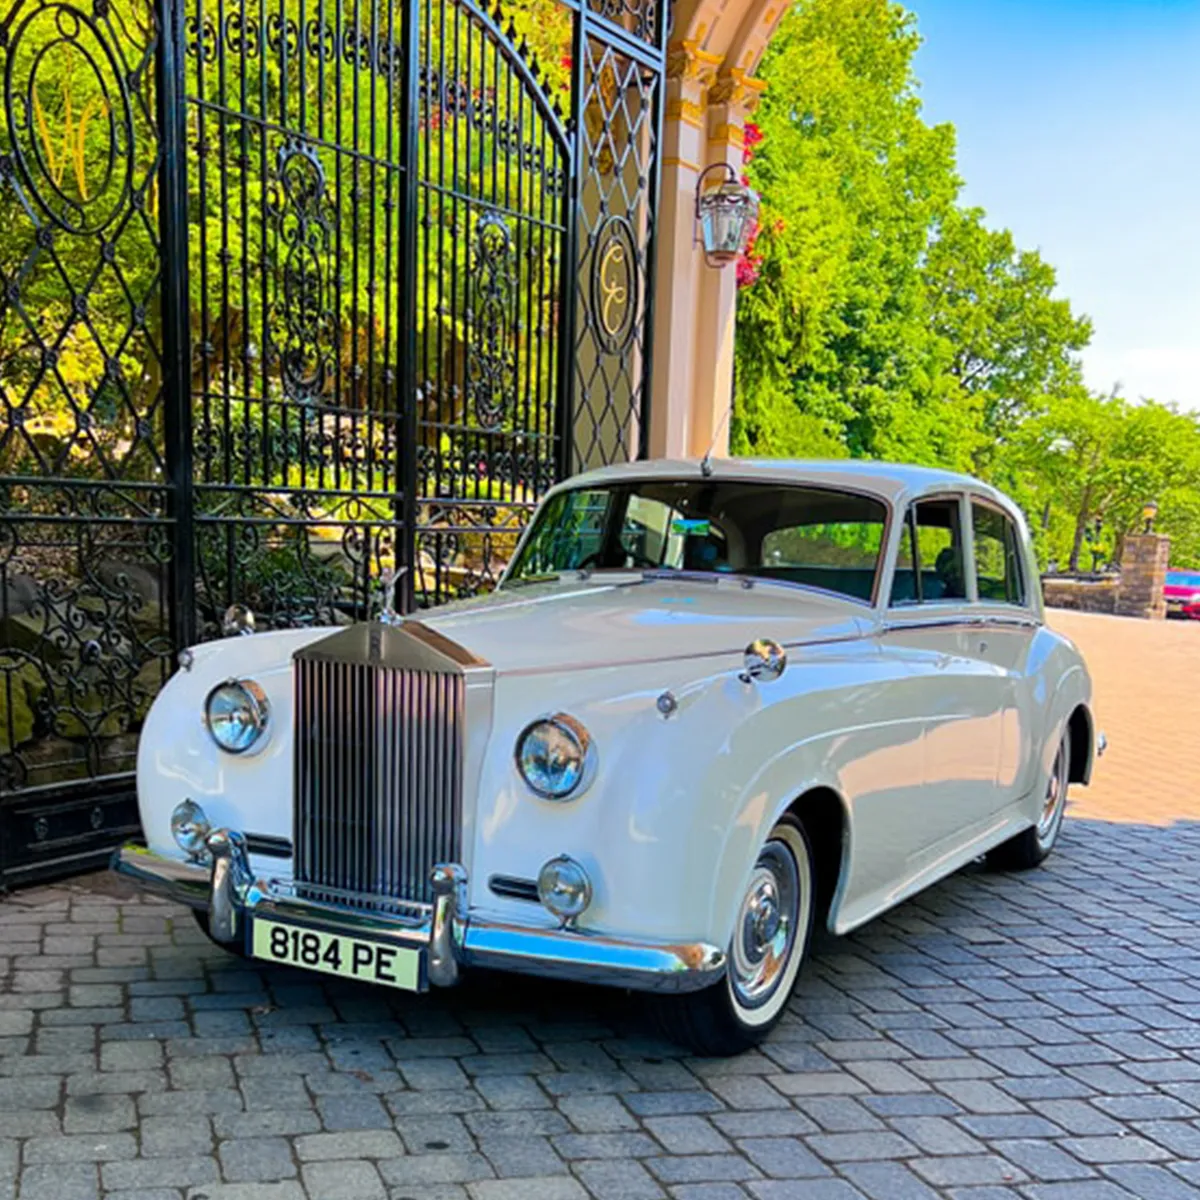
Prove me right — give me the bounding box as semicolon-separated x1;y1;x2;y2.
115;458;1100;1054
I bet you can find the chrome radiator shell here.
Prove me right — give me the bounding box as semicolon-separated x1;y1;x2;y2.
292;621;489;908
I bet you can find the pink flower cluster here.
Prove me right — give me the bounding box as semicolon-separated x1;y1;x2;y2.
737;122;767;290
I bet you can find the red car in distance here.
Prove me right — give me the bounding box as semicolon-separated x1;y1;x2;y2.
1165;569;1200;619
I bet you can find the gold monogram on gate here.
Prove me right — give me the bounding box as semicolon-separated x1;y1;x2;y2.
599;240;628;338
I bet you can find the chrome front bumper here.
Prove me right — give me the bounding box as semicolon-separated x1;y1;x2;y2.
112;835;726;995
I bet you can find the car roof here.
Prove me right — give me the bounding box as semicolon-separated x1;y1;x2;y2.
559;457;1005;508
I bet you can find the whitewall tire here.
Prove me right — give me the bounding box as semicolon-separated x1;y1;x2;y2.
988;733;1070;871
652;815;815;1055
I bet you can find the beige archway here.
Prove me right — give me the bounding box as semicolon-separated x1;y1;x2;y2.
648;0;788;459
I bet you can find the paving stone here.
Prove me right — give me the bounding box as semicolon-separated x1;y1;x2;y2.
300;1160;386;1199
736;1138;830;1179
218;1137;297;1182
184;1184;307;1199
294;1131;404;1160
663;1187;748;1200
16;1162;99;1200
467;1110;571;1138
315;1093;392;1130
571;1158;666;1199
988;1139;1094;1181
63;1093;138;1133
1019;1185;1139;1200
839;1160;943;1200
101;1156;220;1190
804;1132;919;1162
466;1180;588;1200
557;1094;639;1133
746;1182;868;1199
908;1155;1026;1187
643;1117;732;1155
645;1155;762;1184
1102;1164;1200;1199
22;1133;139;1163
477;1134;569;1178
1059;1135;1172;1163
551;1132;659;1160
379;1152;495;1187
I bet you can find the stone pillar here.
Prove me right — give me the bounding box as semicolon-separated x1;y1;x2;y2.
688;69;765;459
648;55;764;460
648;41;720;459
1115;533;1171;619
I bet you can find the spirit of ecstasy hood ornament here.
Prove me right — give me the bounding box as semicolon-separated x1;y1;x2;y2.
376;565;408;626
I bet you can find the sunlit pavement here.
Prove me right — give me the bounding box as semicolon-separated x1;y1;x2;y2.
2;610;1199;1200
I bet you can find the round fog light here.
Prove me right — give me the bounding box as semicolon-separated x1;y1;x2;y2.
171;799;211;859
537;855;592;926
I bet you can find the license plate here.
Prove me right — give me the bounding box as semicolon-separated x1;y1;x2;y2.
249;917;423;991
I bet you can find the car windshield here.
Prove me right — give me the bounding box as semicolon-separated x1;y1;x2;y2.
505;479;889;603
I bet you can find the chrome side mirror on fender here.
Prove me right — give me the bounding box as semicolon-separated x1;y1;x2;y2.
741;638;787;684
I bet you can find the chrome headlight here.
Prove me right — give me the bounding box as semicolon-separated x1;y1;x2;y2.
515;713;595;800
205;679;270;754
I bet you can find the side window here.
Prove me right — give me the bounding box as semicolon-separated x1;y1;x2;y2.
890;498;966;604
761;522;883;601
972;502;1026;605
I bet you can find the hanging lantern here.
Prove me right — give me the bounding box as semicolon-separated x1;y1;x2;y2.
695;163;759;267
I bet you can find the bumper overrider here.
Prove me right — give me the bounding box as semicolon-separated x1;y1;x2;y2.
112;833;726;995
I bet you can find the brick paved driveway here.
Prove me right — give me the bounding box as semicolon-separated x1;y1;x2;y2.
2;611;1200;1200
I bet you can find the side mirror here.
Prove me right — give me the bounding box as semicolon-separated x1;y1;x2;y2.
741;638;787;684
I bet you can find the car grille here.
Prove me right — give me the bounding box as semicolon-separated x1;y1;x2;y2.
293;625;467;908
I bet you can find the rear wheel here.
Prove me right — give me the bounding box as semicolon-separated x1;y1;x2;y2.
652;815;815;1056
988;734;1070;871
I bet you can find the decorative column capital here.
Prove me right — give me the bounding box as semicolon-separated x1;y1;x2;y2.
707;66;767;113
666;38;724;86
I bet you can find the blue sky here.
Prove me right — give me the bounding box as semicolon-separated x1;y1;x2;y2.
911;0;1200;410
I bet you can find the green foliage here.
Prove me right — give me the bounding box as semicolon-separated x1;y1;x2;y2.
735;0;1194;572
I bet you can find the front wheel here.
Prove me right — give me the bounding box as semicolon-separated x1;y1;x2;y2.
988;734;1070;871
651;815;815;1056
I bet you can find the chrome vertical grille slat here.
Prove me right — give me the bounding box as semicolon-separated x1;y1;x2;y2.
293;626;466;910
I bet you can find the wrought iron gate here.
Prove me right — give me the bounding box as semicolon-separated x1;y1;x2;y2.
0;0;664;884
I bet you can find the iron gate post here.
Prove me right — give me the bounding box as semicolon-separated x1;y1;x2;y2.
156;0;197;651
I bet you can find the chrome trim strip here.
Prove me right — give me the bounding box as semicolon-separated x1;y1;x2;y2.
111;843;725;995
462;923;726;993
881;615;973;633
111;845;210;908
489;874;540;902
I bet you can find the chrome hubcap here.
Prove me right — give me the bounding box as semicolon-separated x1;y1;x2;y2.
1037;745;1067;842
730;841;800;1009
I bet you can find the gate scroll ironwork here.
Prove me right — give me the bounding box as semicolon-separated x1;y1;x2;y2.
0;0;665;883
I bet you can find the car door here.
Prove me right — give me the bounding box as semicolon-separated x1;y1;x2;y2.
882;495;1005;856
967;497;1040;805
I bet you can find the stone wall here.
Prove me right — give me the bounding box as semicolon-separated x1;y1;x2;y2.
1042;576;1119;614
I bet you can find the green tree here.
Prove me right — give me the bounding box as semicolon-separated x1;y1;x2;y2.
1000;390;1200;571
734;0;1093;481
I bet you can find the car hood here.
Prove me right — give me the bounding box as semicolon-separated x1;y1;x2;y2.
421;574;873;674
